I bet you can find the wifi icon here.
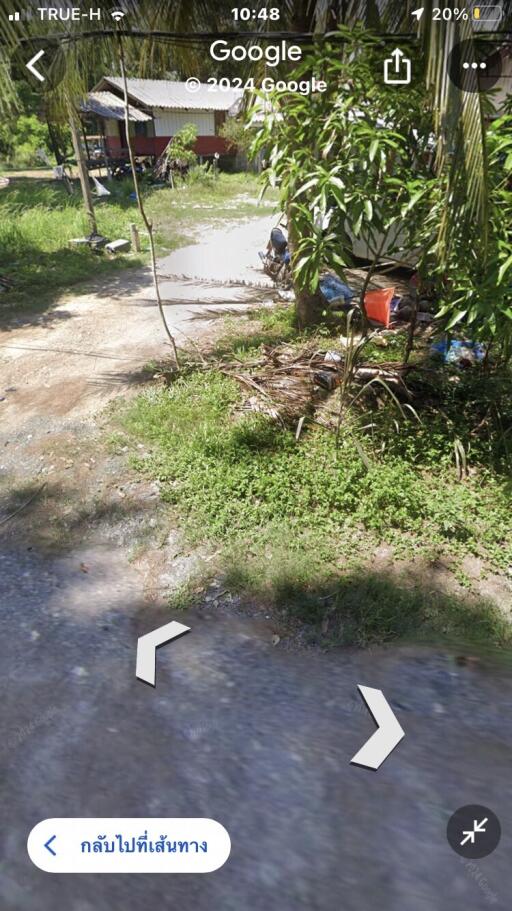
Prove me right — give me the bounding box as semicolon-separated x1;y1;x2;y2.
111;9;125;21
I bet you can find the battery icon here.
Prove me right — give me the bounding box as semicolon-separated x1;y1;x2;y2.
472;5;502;20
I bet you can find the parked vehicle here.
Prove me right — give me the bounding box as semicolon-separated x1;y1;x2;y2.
111;158;148;180
258;225;357;311
258;225;292;287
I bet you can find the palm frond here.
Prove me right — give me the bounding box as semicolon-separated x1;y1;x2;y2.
421;0;489;263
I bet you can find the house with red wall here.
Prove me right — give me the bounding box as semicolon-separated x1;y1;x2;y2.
82;77;243;163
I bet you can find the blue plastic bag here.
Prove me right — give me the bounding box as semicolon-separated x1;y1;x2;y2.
431;338;485;367
319;273;355;305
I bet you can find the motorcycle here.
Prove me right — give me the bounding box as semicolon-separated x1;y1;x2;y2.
258;226;356;313
258;226;292;288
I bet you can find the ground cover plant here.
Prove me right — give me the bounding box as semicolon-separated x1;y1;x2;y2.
120;305;512;650
0;178;146;314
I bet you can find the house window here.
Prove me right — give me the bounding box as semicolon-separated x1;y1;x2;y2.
135;122;148;137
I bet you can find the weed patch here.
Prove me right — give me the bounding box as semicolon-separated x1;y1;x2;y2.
0;173;276;318
121;329;512;648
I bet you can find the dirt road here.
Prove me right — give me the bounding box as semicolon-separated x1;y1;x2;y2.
0;215;276;435
1;216;512;911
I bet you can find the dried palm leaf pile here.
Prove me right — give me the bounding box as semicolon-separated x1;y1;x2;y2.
218;337;416;430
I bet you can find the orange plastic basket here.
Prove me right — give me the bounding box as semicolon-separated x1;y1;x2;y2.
364;287;395;328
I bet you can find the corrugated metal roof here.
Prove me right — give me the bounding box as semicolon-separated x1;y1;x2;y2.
101;78;243;112
81;91;151;122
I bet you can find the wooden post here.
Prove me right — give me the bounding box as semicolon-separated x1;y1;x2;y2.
68;106;98;236
130;222;141;252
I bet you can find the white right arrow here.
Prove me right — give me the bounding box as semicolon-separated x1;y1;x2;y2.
350;685;404;770
26;49;45;82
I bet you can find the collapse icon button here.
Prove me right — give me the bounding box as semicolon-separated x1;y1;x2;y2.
447;805;501;859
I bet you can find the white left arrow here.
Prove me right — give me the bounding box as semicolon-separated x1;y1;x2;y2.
26;49;45;82
350;685;404;770
136;620;190;687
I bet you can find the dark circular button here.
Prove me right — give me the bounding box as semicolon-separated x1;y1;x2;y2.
448;39;502;93
447;805;501;859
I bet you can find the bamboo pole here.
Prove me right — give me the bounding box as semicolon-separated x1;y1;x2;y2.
117;36;179;366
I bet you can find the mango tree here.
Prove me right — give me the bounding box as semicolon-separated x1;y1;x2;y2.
250;27;433;328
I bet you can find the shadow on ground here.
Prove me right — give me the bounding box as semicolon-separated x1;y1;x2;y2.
192;554;512;659
0;472;162;559
1;470;510;659
0;255;151;331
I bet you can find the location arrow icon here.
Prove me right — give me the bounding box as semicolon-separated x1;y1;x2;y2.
136;620;190;687
350;685;404;770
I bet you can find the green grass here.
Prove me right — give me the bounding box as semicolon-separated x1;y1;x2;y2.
0;178;145;315
223;559;511;651
212;303;299;361
0;172;276;318
119;315;512;649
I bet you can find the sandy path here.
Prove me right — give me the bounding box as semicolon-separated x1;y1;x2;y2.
0;214;275;442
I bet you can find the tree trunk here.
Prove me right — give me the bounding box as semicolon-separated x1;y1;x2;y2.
402;292;418;366
68;109;97;236
46;119;66;165
287;208;324;329
294;287;325;329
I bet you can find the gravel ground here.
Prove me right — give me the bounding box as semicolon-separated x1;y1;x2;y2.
1;216;511;910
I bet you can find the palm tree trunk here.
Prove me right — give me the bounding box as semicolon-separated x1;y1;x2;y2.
68;107;97;236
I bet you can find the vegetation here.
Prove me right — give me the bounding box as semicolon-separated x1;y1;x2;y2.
0;113;52;169
251;26;512;346
251;26;432;327
162;123;199;169
120;307;512;649
0;80;71;168
428;114;512;355
0;178;144;314
0;173;275;317
219;117;253;153
0;1;510;653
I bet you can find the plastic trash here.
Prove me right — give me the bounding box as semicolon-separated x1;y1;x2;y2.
313;370;339;391
319;273;355;307
364;287;395;327
431;338;486;367
92;176;111;198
